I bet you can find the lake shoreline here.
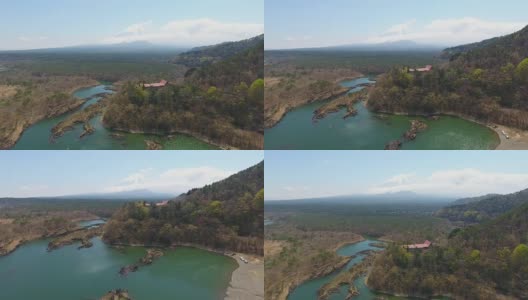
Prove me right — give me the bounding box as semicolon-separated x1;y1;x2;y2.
0;215;100;257
264;74;364;129
4;80;100;149
372;110;519;150
267;76;509;149
278;235;364;300
105;241;263;300
106;127;228;150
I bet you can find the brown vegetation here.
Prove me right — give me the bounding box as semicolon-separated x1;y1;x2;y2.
51;98;108;139
265;222;363;300
0;211;98;256
0;71;98;148
100;289;132;300
264;65;362;127
47;226;103;252
318;254;376;300
313;88;369;121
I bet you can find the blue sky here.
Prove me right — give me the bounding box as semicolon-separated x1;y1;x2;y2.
266;0;528;49
265;151;528;200
0;0;264;50
0;151;263;197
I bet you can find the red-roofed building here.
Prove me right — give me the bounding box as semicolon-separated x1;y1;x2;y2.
410;65;433;72
405;240;432;250
155;200;169;207
144;80;168;88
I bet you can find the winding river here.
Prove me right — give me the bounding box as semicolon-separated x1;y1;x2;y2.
13;83;217;150
288;239;382;300
265;78;499;150
0;234;237;299
288;239;450;300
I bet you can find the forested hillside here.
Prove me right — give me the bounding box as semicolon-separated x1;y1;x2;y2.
368;25;528;129
436;188;528;223
103;36;264;149
172;35;264;68
369;202;528;299
102;162;264;254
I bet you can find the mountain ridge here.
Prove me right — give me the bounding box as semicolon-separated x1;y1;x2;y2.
436;187;528;223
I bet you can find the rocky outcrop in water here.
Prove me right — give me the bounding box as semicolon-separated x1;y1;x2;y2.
79;122;95;139
119;265;139;276
51;99;108;139
403;120;428;141
100;289;132;300
140;249;164;265
312;89;367;122
145;140;162;150
119;248;164;277
317;254;376;300
47;227;102;252
384;140;402;150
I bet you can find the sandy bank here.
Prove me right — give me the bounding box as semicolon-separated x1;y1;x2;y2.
224;253;264;300
493;125;528;150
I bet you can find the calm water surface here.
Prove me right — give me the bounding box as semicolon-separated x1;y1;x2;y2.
13;84;217;150
0;237;237;300
265;78;499;150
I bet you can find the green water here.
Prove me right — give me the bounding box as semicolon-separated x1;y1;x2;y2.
13;84;217;150
0;237;237;300
288;240;383;300
288;240;450;300
265;78;499;150
78;219;106;228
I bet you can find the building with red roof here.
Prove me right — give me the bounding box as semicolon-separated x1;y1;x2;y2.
410;65;433;72
143;80;168;88
405;240;432;250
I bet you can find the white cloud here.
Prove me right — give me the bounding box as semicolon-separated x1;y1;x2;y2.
104;166;234;194
384;19;416;36
366;17;525;45
367;168;528;197
102;18;263;46
124;21;152;34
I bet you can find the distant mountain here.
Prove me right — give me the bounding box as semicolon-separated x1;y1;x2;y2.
279;40;443;52
0;189;175;202
436;188;528;223
267;191;453;204
172;34;264;67
1;41;186;54
56;189;176;201
325;40;443;52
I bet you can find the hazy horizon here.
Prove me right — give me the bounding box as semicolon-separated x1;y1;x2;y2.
265;151;528;201
0;0;263;51
265;0;528;50
0;151;263;198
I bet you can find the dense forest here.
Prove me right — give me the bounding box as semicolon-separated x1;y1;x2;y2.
369;193;528;299
172;35;264;68
368;25;528;129
436;188;528;223
103;161;264;255
103;36;264;149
